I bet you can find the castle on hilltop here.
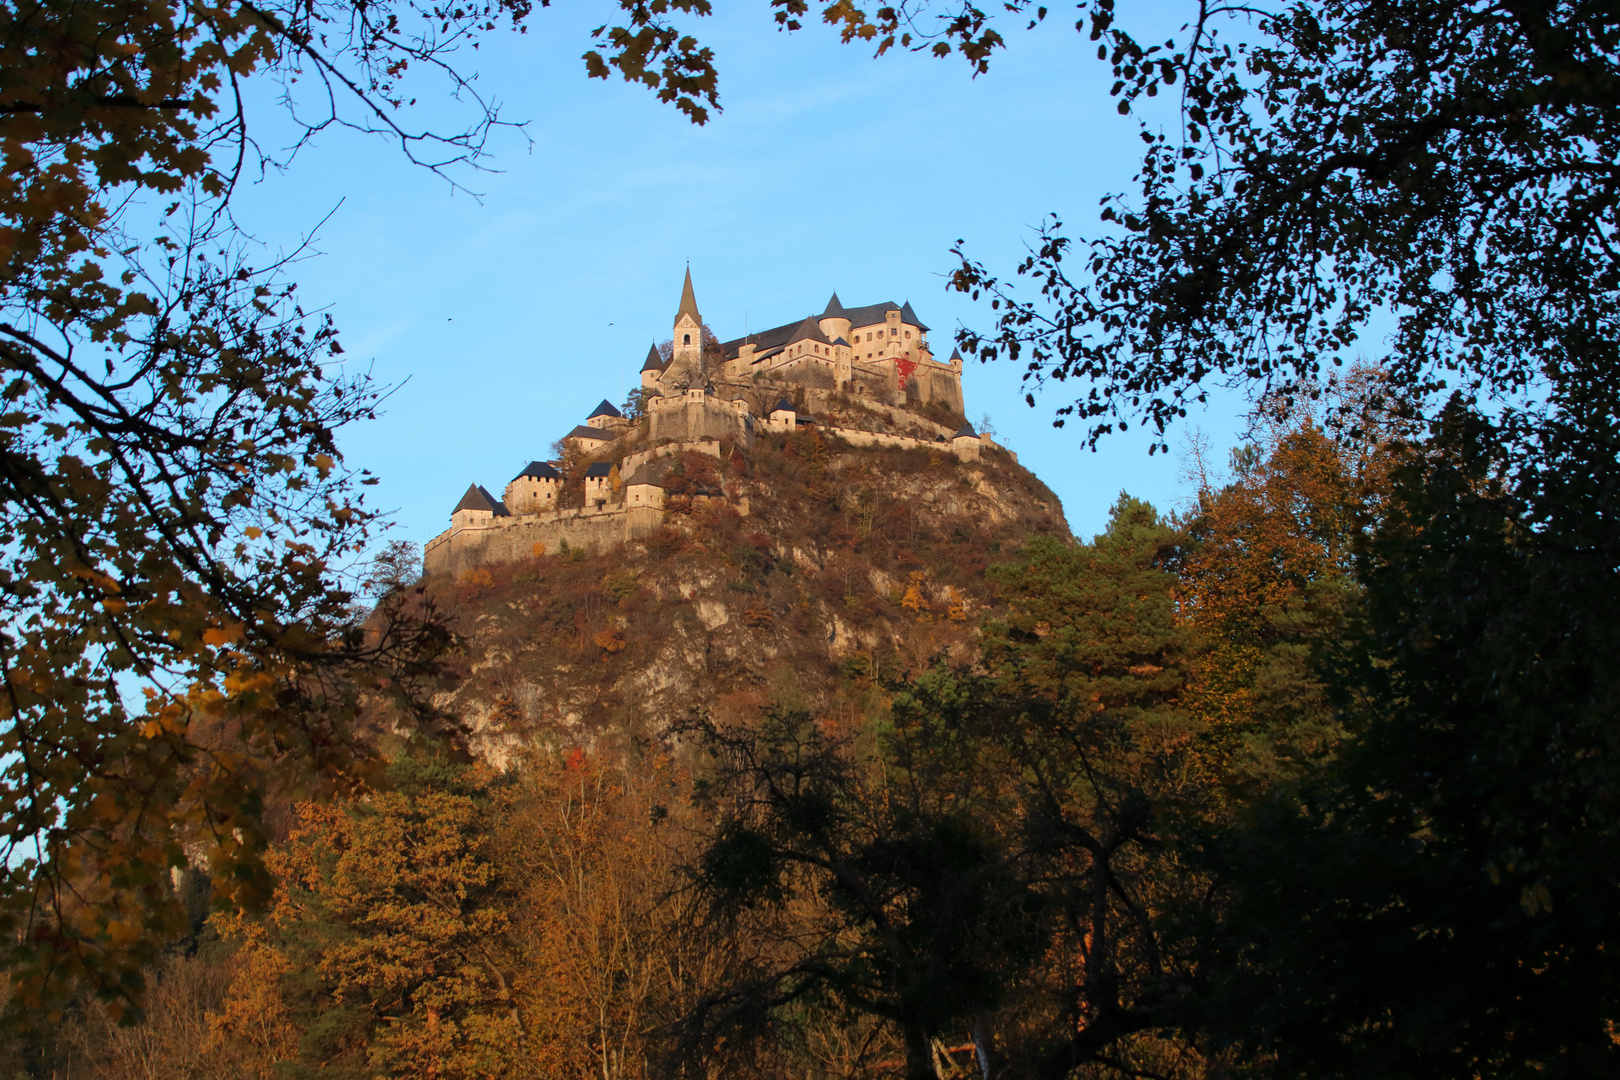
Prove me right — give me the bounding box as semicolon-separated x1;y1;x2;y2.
423;272;1002;578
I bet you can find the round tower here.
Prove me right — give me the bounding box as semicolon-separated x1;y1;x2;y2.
817;291;852;344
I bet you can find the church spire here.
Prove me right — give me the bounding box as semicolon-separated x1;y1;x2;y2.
671;266;704;374
675;266;701;328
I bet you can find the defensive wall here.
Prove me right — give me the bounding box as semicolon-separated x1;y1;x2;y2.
424;504;665;579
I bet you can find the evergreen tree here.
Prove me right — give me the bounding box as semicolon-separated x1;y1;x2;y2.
265;757;527;1079
1208;394;1620;1078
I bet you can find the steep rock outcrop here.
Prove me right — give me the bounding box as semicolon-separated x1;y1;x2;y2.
422;429;1067;761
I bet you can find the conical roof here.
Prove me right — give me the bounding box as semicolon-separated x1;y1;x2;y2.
899;300;929;332
588;399;623;419
821;292;848;319
787;315;831;345
949;346;963;361
953;423;978;440
641;343;665;373
675;267;701;326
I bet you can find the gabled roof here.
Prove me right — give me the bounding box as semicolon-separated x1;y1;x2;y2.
772;398;795;414
584;462;614;478
454;484;509;516
588;399;622;419
822;292;848;319
641;343;666;373
675;267;701;326
565;424;613;443
899;301;930;332
513;460;562;481
953;423;979;440
831;337;850;347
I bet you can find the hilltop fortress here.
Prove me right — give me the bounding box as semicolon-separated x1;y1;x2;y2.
424;272;1007;578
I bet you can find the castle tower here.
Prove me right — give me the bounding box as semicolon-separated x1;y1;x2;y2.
819;292;854;387
672;267;703;372
640;343;665;391
818;291;852;343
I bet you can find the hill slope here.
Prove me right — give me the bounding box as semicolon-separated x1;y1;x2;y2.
423;428;1068;758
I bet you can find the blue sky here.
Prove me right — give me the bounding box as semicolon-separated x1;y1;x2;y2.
228;3;1250;547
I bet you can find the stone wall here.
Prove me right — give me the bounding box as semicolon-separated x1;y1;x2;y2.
904;361;965;414
620;438;724;479
424;504;664;579
648;390;754;444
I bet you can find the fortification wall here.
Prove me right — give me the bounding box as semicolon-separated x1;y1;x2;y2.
648;393;753;444
424;505;664;579
621;439;724;478
904;362;965;414
820;426;1013;463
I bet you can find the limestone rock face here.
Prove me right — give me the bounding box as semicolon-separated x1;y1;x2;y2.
423;432;1067;762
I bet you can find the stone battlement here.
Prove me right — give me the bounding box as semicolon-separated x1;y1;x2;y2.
425;503;667;579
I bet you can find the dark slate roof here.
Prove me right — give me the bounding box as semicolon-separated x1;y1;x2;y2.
588;399;623;420
953;423;979;439
789;315;831;346
453;484;509;516
899;301;930;332
831;337;850;347
772;398;795;413
565;424;613;442
949;346;963;361
513;460;562;481
720;299;927;360
675;267;701;325
641;343;666;373
584;462;614;478
821;292;848;319
841;300;903;328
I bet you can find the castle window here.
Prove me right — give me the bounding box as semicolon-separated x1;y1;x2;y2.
683;333;692;345
905;331;911;339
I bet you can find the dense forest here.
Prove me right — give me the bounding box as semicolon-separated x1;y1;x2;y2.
16;371;1610;1079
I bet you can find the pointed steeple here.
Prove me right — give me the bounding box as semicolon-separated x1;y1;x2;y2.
899;300;929;332
822;291;848;319
949;346;963;361
641;343;665;372
588;399;623;420
675;266;701;327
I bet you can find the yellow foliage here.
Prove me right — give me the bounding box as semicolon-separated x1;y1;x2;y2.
900;570;930;619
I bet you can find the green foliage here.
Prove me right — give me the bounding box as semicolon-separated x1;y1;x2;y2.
1205;395;1620;1078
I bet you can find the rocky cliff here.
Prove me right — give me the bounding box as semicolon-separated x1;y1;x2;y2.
422;428;1068;759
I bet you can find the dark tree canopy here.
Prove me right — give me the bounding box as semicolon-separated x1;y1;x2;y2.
937;0;1620;447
